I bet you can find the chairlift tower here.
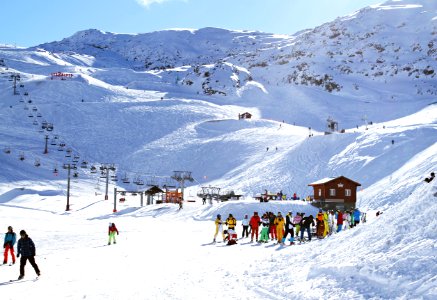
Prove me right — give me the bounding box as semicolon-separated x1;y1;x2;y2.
62;163;73;211
198;186;221;204
100;164;116;200
10;74;20;95
171;171;194;201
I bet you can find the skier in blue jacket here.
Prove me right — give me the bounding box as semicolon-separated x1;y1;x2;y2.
3;226;16;265
353;208;361;227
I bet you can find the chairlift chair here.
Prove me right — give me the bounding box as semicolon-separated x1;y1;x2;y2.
23;105;29;110
34;159;41;167
119;197;126;203
100;171;107;178
46;124;54;131
122;174;130;184
3;147;11;154
80;161;88;168
50;139;57;146
57;146;64;151
36;113;42;117
111;175;118;182
33;120;38;126
90;165;97;173
32;107;37;112
19;153;25;161
28;113;34;118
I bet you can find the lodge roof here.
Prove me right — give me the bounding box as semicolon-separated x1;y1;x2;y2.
308;176;361;187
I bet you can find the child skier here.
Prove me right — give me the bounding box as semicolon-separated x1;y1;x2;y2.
3;226;16;265
108;223;119;245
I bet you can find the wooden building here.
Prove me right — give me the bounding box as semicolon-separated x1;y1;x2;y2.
238;112;252;120
308;176;361;210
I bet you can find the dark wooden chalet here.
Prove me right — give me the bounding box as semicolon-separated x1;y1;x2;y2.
238;112;252;120
308;176;361;210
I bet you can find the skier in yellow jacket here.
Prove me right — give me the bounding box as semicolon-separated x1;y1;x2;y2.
274;212;285;244
225;214;237;231
213;214;225;243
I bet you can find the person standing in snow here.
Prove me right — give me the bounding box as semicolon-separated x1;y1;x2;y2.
241;214;250;238
16;230;40;280
343;211;351;230
300;214;315;242
225;214;237;231
108;223;119;245
316;210;325;238
337;210;344;232
353;208;361;227
293;212;303;238
3;226;16;265
274;212;285;244
259;214;270;243
283;212;294;243
328;210;336;234
268;212;277;241
249;212;261;242
213;214;225;243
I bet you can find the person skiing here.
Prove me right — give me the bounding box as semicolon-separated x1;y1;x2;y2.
259;214;270;243
3;226;16;265
108;223;119;245
225;214;237;231
213;214;224;243
241;214;250;238
16;230;40;280
249;212;261;242
274;212;285;244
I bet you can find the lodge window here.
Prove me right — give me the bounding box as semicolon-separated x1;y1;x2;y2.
318;189;321;197
329;189;336;196
345;189;351;197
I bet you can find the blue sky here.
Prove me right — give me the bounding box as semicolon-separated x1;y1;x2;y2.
0;0;382;47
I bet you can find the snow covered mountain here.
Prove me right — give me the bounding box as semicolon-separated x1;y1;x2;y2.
0;0;437;299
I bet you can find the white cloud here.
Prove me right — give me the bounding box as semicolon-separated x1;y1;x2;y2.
136;0;169;8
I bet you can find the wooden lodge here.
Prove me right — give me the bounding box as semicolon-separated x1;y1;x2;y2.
238;112;252;120
308;176;361;210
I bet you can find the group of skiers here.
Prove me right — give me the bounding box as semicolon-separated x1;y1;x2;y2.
213;208;365;245
3;226;40;280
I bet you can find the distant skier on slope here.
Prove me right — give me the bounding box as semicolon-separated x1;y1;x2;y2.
108;223;119;245
3;226;16;265
16;230;40;280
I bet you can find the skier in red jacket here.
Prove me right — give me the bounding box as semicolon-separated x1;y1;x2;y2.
249;212;261;242
108;223;119;245
336;211;344;232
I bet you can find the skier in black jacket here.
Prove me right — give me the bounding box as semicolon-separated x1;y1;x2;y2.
16;230;40;280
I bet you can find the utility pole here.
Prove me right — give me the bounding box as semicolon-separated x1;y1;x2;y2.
63;163;73;211
10;74;20;95
43;135;49;154
171;171;194;202
100;164;116;200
